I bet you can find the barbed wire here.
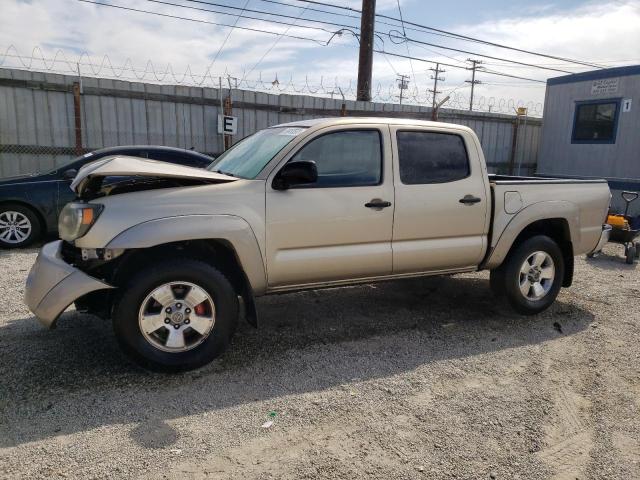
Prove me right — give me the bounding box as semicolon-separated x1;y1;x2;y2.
0;45;544;116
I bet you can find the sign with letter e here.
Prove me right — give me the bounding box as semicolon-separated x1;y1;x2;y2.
218;115;238;135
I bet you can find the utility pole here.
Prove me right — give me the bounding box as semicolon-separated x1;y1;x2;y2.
429;63;445;120
465;58;483;111
356;0;376;101
396;74;410;105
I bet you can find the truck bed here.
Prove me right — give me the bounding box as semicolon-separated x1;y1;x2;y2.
484;174;611;269
488;174;608;185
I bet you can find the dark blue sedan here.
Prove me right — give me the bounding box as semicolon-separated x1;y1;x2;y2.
0;146;214;247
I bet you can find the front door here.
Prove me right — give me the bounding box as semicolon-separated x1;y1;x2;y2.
390;126;490;273
266;126;394;288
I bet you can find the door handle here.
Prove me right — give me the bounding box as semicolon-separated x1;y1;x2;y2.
365;199;392;209
459;195;482;205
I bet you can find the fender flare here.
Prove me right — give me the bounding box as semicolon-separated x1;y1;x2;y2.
483;200;579;269
105;214;267;295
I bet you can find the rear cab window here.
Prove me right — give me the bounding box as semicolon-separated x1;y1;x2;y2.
396;131;470;184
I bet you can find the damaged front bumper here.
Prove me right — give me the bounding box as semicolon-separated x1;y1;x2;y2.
24;240;114;328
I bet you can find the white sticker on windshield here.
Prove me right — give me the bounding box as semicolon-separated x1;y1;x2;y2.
278;127;305;136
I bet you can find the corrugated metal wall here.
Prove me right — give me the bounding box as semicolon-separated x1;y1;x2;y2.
0;67;541;178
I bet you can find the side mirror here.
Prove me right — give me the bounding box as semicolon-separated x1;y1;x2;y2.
273;160;318;190
63;169;78;181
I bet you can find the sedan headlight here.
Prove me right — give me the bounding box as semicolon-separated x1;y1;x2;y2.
58;203;103;241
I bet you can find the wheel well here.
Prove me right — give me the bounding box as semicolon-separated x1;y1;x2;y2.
0;200;47;232
110;240;247;293
511;218;574;287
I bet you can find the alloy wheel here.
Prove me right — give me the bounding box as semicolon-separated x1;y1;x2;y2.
0;211;32;244
138;281;216;352
518;251;555;300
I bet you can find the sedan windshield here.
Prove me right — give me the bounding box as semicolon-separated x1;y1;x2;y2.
208;126;307;179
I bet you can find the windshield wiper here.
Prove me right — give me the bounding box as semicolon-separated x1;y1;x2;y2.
214;170;239;178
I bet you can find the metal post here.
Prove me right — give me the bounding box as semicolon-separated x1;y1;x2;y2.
219;76;225;153
509;115;520;175
72;82;83;155
356;0;376;101
224;75;234;150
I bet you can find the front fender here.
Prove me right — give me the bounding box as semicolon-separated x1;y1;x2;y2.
105;214;267;295
483;201;579;269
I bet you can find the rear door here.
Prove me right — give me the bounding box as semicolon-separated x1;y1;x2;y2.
265;125;394;288
390;126;490;273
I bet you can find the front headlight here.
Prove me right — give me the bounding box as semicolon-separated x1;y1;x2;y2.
58;203;103;241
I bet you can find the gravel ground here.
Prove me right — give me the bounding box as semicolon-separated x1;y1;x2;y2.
0;244;639;480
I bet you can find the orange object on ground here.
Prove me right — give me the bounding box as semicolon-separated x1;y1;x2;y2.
607;214;629;229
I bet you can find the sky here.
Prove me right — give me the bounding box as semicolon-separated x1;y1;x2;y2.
2;0;640;115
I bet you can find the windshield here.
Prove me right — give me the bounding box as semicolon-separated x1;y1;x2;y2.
40;152;95;175
208;126;307;178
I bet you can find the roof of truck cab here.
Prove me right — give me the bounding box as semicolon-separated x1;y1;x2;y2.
272;117;474;133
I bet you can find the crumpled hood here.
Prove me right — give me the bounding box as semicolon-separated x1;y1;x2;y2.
70;155;236;195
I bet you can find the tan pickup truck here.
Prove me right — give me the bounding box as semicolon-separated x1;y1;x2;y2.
25;118;611;371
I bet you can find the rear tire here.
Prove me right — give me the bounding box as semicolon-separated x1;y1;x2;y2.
490;235;564;315
0;204;41;248
112;258;239;372
626;244;637;264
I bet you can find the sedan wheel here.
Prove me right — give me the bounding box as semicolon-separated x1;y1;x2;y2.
0;211;32;245
0;205;41;248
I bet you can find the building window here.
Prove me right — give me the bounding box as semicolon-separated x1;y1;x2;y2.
572;99;620;144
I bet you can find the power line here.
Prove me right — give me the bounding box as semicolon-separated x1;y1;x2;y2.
395;0;418;90
243;4;311;80
176;0;356;31
218;0;588;74
76;0;564;84
286;0;608;69
390;32;574;74
97;0;601;76
255;0;469;42
140;0;336;33
199;0;251;84
372;49;547;83
76;0;330;44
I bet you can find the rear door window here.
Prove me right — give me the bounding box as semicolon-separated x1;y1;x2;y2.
397;131;470;184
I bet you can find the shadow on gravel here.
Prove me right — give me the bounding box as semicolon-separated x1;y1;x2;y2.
585;250;638;271
1;275;594;448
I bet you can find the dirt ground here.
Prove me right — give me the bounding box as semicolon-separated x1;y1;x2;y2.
0;243;639;480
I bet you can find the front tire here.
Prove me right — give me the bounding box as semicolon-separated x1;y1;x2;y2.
490;235;565;315
113;259;239;372
0;204;41;248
